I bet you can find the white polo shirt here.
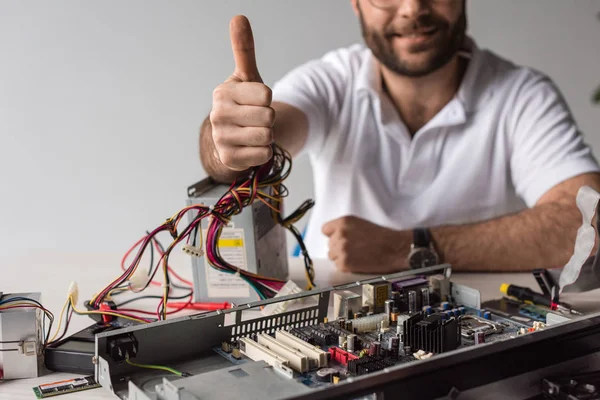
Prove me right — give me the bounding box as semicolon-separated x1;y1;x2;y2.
272;40;600;259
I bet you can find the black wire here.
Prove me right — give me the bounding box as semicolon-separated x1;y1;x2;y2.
147;230;154;277
51;304;73;344
1;297;54;345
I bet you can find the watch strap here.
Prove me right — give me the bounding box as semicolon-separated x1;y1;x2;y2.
413;228;431;248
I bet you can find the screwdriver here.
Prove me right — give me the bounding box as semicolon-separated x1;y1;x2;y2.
500;283;582;315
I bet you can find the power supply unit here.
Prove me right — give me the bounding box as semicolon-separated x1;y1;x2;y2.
186;178;289;304
0;292;44;379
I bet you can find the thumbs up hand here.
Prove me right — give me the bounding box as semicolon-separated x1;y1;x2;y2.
210;15;275;171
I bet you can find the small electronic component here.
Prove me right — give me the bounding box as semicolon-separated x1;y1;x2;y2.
347;334;356;352
32;375;100;398
474;331;485;345
362;282;391;313
338;334;346;349
231;348;241;360
391;308;399;324
421;288;430;307
328;347;359;366
107;333;138;362
221;342;232;353
369;341;381;357
408;291;417;314
384;299;394;321
389;336;400;359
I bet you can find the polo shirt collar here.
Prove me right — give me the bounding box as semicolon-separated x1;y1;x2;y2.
355;36;488;114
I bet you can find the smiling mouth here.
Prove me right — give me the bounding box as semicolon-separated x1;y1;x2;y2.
391;27;438;38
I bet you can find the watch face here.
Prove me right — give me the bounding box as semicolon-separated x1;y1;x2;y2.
409;248;439;269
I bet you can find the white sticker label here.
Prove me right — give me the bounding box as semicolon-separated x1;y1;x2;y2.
205;228;250;298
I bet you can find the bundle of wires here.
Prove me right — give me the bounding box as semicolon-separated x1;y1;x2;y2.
0;296;54;349
89;144;314;320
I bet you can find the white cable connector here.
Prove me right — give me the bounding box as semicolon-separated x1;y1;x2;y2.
128;267;148;291
67;281;79;304
261;280;303;316
182;244;204;258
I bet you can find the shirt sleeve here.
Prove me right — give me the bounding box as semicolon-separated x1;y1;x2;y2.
509;72;600;207
271;51;347;157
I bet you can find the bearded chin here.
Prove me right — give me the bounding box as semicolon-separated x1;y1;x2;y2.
359;9;467;78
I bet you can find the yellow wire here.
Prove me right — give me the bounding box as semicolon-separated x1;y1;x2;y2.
47;298;69;343
125;357;183;376
68;296;148;324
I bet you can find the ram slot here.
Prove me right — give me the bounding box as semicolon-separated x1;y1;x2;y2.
238;338;294;379
257;333;310;373
275;330;328;368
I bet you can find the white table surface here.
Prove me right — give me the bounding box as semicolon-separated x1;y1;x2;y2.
2;251;599;399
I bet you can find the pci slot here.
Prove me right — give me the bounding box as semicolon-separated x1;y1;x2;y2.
238;338;294;379
275;330;328;368
257;333;310;373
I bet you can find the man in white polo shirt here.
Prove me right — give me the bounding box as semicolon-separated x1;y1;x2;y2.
199;1;600;273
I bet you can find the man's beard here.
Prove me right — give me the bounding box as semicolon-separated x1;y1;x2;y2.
358;4;467;78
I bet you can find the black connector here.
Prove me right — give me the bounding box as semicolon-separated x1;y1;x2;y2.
107;333;138;362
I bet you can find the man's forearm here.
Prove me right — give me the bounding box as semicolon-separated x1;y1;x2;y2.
430;202;580;272
199;117;249;183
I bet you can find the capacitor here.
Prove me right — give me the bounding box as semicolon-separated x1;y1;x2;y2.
345;321;353;332
316;368;340;382
347;334;356;352
338;318;346;329
441;301;451;310
354;312;363;319
452;309;460;317
408;290;417;314
389;336;399;359
477;308;486;317
390;291;400;307
445;311;454;319
422;305;432;315
391;307;399;324
474;331;485;345
369;341;381;357
421;287;430;307
458;306;466;315
483;311;491;320
377;332;384;342
361;305;370;314
403;345;412;356
339;334;347;348
384;299;394;320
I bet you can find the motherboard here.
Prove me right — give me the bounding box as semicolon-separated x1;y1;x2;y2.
93;265;554;400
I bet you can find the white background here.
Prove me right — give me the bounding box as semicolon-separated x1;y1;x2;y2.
1;0;599;266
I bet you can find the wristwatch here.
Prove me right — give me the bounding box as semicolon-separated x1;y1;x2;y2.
407;228;439;269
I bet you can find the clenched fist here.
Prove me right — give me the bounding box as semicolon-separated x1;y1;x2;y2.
210;15;275;171
322;216;411;274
